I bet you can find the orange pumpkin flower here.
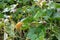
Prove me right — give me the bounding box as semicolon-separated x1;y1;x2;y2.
15;22;23;30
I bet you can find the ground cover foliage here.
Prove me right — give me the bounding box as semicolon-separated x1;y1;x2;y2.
0;0;60;40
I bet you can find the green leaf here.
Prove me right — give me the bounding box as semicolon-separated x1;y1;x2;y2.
0;2;6;9
0;13;4;18
27;28;37;40
53;12;60;20
34;11;42;20
55;3;60;8
21;16;34;23
5;23;15;37
21;23;29;30
36;31;45;40
52;27;60;40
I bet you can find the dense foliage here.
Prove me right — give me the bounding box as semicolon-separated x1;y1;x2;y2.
0;0;60;40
